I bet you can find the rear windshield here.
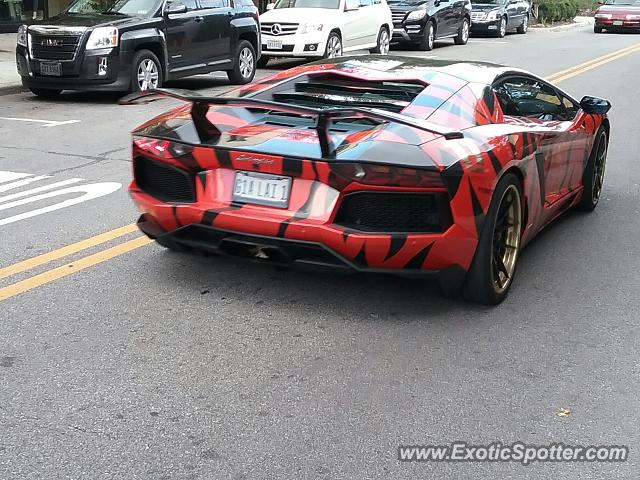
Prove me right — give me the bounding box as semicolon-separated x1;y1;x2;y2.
274;0;341;8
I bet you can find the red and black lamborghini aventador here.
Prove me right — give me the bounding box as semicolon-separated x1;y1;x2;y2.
123;56;611;304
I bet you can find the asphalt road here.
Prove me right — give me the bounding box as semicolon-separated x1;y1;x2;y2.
1;26;639;479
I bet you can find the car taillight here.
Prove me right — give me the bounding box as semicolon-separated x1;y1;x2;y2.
133;137;193;160
330;163;445;189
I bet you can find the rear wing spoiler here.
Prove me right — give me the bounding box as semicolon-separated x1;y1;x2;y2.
120;88;463;157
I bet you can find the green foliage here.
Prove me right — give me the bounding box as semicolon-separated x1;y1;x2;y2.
537;0;580;23
575;0;600;12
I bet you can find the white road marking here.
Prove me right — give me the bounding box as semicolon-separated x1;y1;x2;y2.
0;178;83;204
0;171;33;184
0;117;81;128
0;175;51;193
0;170;122;227
0;182;122;226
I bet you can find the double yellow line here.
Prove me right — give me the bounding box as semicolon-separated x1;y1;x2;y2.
1;41;639;302
547;42;640;84
0;224;151;301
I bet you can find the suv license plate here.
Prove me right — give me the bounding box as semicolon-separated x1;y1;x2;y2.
40;62;62;76
266;40;283;50
232;171;292;209
613;20;623;25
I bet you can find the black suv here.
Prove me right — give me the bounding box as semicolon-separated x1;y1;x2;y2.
388;0;472;51
16;0;261;98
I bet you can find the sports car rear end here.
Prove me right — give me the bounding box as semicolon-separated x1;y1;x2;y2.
126;67;481;287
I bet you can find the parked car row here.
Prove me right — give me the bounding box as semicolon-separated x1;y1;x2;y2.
15;0;531;98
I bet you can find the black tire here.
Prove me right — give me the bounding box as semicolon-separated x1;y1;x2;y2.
130;49;163;93
29;88;62;98
516;14;529;34
576;127;608;211
370;27;390;54
227;40;256;85
594;25;603;33
454;17;470;45
257;55;270;68
463;173;524;305
420;20;436;51
323;32;343;59
496;16;507;38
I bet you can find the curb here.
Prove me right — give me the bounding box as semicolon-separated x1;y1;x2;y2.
531;17;594;32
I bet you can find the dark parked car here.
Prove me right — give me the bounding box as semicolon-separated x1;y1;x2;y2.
15;0;261;98
470;0;530;37
388;0;472;51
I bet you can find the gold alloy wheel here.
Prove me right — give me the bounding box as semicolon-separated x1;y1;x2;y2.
491;184;523;292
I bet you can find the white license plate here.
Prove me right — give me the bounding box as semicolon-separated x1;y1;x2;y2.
266;39;283;50
232;171;291;209
613;20;624;25
40;61;61;76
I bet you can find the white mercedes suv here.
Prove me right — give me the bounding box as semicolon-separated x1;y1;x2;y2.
258;0;393;66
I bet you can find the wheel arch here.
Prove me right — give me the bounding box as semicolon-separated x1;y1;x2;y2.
427;17;437;35
238;30;259;53
498;166;528;235
120;30;167;77
329;27;342;39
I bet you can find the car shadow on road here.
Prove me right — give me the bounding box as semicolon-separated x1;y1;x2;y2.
143;245;494;324
136;199;604;324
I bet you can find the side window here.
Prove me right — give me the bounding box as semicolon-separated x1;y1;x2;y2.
199;0;227;7
561;96;579;120
494;76;567;121
359;0;373;6
173;0;198;10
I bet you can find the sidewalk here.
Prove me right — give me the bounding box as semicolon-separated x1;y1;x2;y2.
531;15;594;32
0;33;22;92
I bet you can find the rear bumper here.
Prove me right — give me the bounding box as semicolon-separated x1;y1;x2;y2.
137;213;467;286
594;19;640;28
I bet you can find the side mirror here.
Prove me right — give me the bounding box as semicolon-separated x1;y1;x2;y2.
345;0;359;11
164;2;188;15
580;95;611;115
266;2;275;10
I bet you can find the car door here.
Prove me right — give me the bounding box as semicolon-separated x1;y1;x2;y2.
197;0;232;64
360;0;381;44
343;0;371;48
493;76;586;211
163;0;206;72
505;0;521;29
434;0;455;37
449;0;467;34
520;0;531;20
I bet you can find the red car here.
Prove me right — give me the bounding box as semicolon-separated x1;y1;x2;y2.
594;0;640;32
124;56;611;304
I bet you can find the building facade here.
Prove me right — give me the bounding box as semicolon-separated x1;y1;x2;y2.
1;0;269;33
